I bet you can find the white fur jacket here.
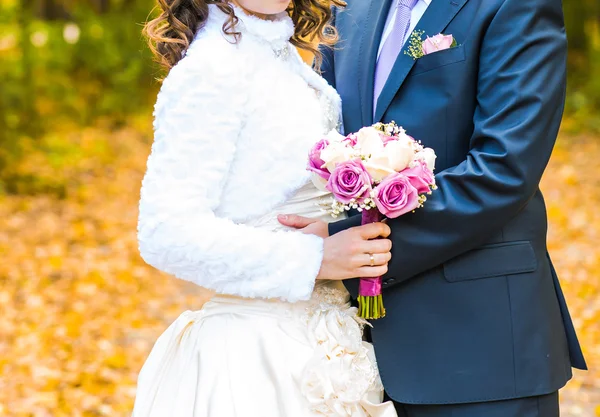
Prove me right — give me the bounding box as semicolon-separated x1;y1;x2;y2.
137;4;342;302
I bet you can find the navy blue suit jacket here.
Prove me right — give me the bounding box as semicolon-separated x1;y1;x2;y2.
323;0;587;405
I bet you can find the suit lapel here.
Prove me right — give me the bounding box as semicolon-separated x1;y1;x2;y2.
374;0;469;122
357;0;393;127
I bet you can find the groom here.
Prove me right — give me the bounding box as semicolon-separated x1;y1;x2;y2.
279;0;587;415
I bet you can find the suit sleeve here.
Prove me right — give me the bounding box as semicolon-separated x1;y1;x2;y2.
330;0;567;288
137;46;323;302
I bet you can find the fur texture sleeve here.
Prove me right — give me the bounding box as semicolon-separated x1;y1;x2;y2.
137;43;322;302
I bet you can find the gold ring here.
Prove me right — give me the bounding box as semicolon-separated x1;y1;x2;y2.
369;254;375;267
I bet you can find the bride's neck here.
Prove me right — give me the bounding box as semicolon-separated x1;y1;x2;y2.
229;1;276;21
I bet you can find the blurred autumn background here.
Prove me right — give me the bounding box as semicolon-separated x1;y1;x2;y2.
0;0;598;415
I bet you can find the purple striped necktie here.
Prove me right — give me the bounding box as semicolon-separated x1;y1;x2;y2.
373;0;419;113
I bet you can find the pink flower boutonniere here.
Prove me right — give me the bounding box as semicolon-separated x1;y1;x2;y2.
404;30;458;60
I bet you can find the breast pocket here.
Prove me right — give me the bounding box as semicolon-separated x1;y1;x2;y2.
410;44;467;77
443;241;538;283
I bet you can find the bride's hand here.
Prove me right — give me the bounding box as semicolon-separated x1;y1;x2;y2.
318;222;391;280
277;214;392;281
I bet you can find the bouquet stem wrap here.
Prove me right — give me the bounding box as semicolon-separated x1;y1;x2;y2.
358;209;386;320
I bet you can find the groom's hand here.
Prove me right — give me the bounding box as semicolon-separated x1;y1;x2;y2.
278;214;392;281
277;214;329;238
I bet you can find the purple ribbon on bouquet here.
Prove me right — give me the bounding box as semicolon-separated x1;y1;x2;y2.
358;208;386;319
359;277;382;297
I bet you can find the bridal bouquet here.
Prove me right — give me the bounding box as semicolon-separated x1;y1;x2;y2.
308;122;437;319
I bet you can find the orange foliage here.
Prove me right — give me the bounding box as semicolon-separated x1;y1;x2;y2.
540;136;600;416
0;125;597;416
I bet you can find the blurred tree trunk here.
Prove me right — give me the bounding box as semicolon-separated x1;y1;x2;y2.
35;0;70;20
92;0;111;14
19;0;37;135
563;0;588;55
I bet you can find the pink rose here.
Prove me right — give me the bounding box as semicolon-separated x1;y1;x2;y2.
402;161;435;194
308;138;330;180
326;159;372;204
374;173;420;218
422;34;455;55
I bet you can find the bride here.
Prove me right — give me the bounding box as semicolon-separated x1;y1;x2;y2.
133;0;396;416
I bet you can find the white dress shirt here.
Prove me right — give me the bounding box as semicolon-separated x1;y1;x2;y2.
377;0;432;60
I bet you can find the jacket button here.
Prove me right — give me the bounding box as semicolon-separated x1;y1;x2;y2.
382;281;389;286
388;278;396;283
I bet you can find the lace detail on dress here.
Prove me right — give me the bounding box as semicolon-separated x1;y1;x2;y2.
314;88;342;133
300;283;385;417
310;283;351;306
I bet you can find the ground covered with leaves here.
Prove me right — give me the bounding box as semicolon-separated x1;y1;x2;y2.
0;123;598;416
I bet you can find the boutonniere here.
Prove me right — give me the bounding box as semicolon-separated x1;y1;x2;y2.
404;31;458;60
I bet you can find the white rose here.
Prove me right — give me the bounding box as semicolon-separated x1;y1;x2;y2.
356;126;384;157
319;141;355;172
415;147;437;171
383;139;414;172
324;129;345;143
363;138;414;181
363;157;395;182
310;173;329;192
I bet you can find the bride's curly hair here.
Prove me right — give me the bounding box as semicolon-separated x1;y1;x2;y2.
144;0;345;71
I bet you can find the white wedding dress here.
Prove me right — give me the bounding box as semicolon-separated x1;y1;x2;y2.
132;4;396;417
133;183;396;417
